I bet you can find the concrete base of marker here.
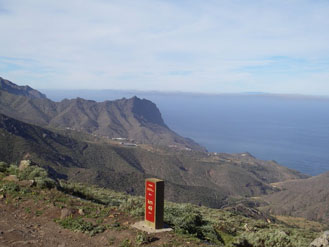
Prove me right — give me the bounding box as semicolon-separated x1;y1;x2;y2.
131;221;173;234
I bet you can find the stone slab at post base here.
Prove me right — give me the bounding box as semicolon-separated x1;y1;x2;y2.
131;221;172;234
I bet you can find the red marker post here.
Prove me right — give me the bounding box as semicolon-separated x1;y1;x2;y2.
145;178;164;229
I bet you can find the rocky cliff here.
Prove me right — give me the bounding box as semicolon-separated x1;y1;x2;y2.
0;76;203;151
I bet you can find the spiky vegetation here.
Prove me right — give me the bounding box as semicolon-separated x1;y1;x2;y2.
1;161;321;246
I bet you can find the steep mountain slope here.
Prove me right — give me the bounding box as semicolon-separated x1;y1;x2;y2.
260;172;329;224
0;113;307;208
0;76;46;98
0;77;202;150
2;76;324;222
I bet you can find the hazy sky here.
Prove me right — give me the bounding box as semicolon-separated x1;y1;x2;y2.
1;0;329;95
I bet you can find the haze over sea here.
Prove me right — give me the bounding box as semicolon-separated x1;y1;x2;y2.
43;89;329;176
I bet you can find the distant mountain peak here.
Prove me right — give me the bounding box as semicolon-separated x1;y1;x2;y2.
129;96;167;127
0;76;47;99
0;77;204;151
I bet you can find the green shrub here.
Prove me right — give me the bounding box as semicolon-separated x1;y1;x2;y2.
59;182;127;206
200;224;224;243
18;166;48;180
120;239;131;247
135;231;153;245
164;204;223;244
232;229;308;247
34;177;57;189
1;182;20;193
7;164;19;176
119;197;144;216
56;217;105;236
107;221;121;230
13;165;58;189
0;161;9;173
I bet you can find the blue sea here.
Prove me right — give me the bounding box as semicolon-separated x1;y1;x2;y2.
43;89;329;176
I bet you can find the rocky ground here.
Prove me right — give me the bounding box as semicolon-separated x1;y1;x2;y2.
0;187;208;247
0;161;326;247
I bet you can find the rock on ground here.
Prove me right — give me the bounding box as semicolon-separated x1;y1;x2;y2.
310;231;329;247
3;175;19;182
18;160;32;171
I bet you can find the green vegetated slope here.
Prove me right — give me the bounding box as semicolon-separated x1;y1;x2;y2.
0;162;324;247
0;77;203;151
0;113;306;209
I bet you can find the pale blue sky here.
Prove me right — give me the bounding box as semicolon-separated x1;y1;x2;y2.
0;0;329;95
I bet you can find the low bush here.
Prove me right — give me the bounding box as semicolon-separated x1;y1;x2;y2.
119;197;144;217
4;163;58;189
232;229;308;247
1;182;20;193
119;239;131;247
59;182;127;206
0;161;9;173
164;204;223;244
18;166;48;180
7;164;19;176
56;217;106;236
135;231;153;246
34;177;57;189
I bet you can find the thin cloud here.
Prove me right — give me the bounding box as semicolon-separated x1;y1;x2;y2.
0;0;329;94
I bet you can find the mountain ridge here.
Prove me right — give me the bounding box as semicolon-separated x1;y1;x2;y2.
0;76;47;99
2;76;329;226
0;112;308;208
0;77;203;151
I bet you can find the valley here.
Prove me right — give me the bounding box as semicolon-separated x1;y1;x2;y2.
1;76;329;246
